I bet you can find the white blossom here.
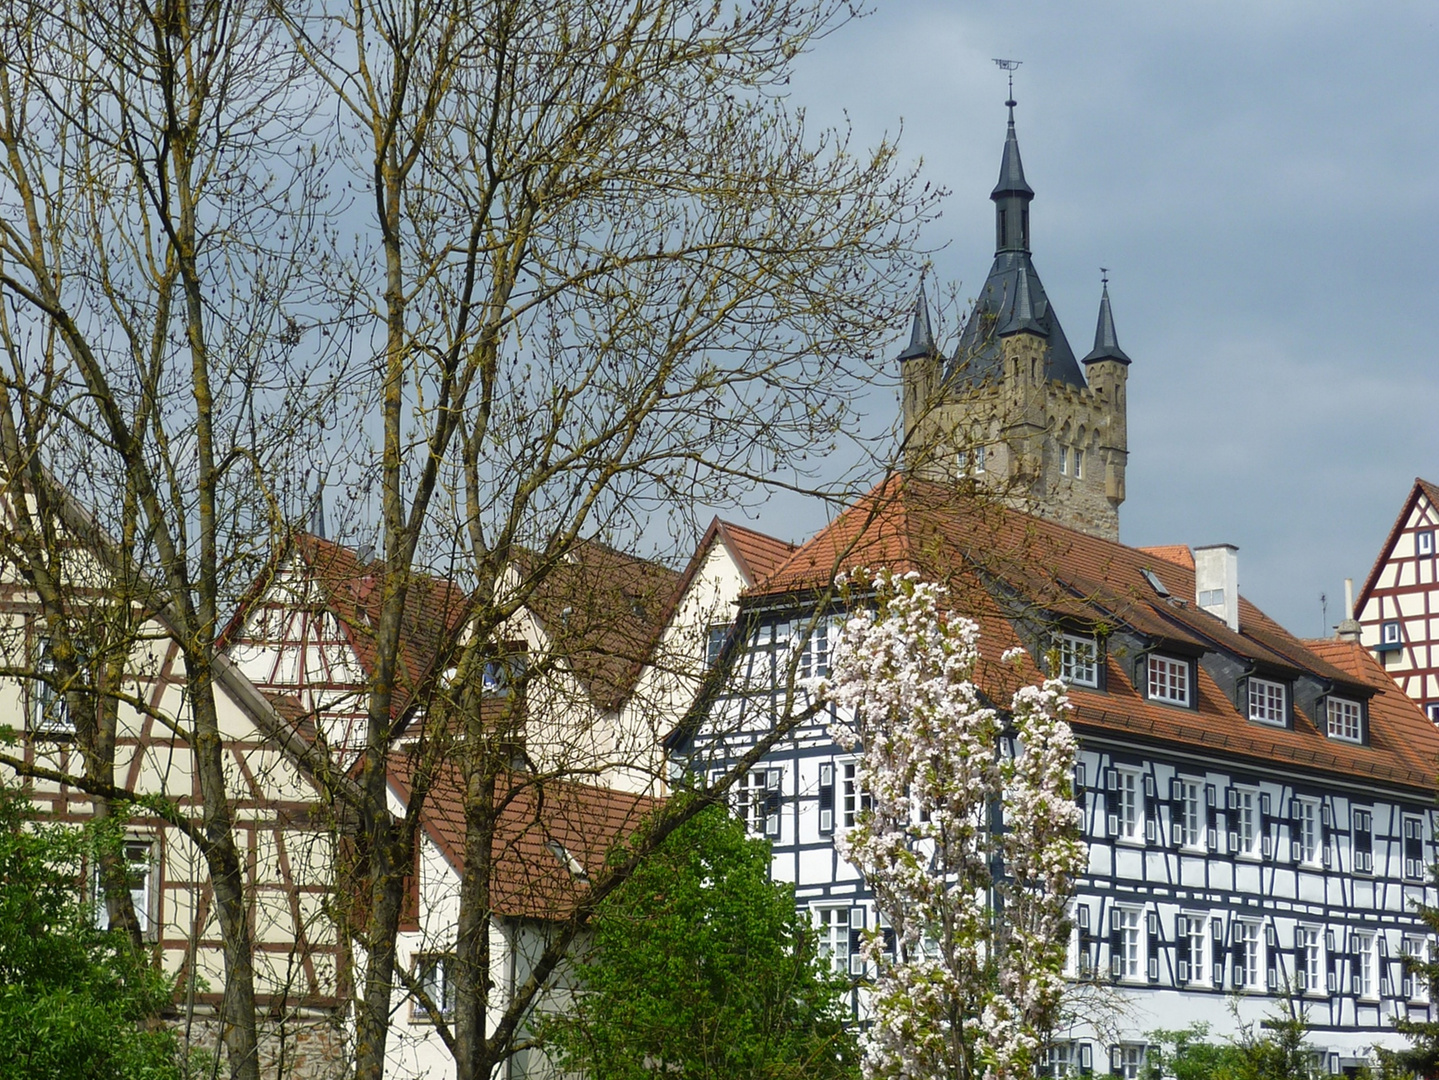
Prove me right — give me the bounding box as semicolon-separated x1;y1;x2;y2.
820;569;1086;1080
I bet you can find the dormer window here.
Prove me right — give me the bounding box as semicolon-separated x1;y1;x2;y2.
1057;633;1099;688
1147;654;1191;707
1246;677;1287;726
1326;696;1364;743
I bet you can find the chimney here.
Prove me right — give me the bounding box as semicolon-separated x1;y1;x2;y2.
1194;544;1239;632
1336;577;1362;642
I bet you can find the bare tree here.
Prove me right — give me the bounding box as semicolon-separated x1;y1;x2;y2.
0;0;936;1077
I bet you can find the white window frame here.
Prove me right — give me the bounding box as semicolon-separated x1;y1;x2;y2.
797;616;832;680
1111;1043;1145;1079
93;838;157;942
1233;787;1260;858
814;906;853;976
1058;633;1098;688
1147;654;1191;706
31;638;78;738
1176;779;1203;849
1114;767;1142;843
1298;926;1322;995
1295;797;1321;866
734;768;781;837
1073;448;1084;481
1043;1042;1081;1077
1404;937;1431;1003
1058;446;1068;476
839;759;869;831
1234;920;1264;991
1181;914;1208;987
1353;931;1377;1000
1382;620;1403;645
1327;697;1363;742
1420;529;1435;557
704;622;729;671
411;953;456;1022
1113;906;1143;982
1247;677;1286;726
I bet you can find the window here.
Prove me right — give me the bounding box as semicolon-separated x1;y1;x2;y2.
1148;654;1190;706
840;760;870;829
705;623;729;670
974;445;986;473
1110;907;1142;981
1405;815;1426;880
1404;937;1430;1002
1352;808;1374;874
814;907;855;975
1232;788;1259;857
1293;798;1321;866
1297;927;1322;994
1233;921;1263;990
1177;913;1208;987
1352;932;1376;999
797;616;831;680
412;954;455;1021
1427;703;1439;724
1327;697;1363;743
480;652;525;694
1247;678;1286;725
1110;1043;1145;1079
1059;447;1068;475
30;638;78;738
1112;768;1141;842
1042;1042;1087;1077
1420;530;1435;557
93;839;156;941
735;769;781;837
1058;633;1099;688
1073;448;1084;480
1379;620;1404;652
1174;779;1203;849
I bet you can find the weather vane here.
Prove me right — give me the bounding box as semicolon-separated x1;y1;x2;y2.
1100;266;1110;287
992;58;1021;104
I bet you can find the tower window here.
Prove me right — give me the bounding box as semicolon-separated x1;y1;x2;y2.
998;208;1008;248
1059;448;1068;475
1073;449;1084;480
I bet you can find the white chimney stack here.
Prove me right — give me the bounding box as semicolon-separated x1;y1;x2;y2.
1194;544;1239;632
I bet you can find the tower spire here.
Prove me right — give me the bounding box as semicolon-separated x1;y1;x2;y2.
1000;266;1046;337
897;277;936;360
1081;272;1132;365
989;62;1032;254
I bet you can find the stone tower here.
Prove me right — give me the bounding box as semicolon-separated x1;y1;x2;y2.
900;100;1131;541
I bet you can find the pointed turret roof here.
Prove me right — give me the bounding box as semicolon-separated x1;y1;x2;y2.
999;262;1047;337
992;102;1033;198
1081;282;1131;365
897;280;937;361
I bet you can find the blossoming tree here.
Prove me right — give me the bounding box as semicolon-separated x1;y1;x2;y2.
819;569;1085;1080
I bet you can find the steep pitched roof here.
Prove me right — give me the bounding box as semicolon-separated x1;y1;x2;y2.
1356;477;1439;611
516;537;681;710
1138;545;1195;570
389;760;661;921
950;255;1084;389
749;476;1439;791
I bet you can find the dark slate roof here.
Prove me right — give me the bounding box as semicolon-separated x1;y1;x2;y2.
948;252;1085;388
992;108;1033;198
896;281;937;361
1081;284;1131;365
999;259;1046;337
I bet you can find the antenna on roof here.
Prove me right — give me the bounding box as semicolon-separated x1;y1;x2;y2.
992;58;1022;106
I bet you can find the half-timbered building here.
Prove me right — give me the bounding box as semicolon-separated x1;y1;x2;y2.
675;475;1439;1076
1355;478;1439;720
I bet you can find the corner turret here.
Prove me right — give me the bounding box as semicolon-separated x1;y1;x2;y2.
1081;277;1130;511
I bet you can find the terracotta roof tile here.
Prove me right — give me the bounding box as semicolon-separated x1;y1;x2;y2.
719;521;797;584
1138;545;1194;570
748;476;1439;793
390;759;662;920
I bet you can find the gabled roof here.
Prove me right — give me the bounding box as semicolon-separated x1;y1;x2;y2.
748;476;1439;791
515;537;681;711
1356;477;1439;611
389;759;661;921
221;532;471;725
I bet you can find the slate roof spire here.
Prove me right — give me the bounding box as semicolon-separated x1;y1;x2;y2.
897;277;937;360
1081;273;1132;365
999;262;1047;338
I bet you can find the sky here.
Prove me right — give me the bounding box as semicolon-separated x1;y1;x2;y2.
761;0;1439;638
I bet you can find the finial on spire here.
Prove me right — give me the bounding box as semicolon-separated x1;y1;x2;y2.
993;58;1021;121
1100;266;1110;288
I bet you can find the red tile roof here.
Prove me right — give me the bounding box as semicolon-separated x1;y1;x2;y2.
749;476;1439;792
389;759;662;920
1138;545;1194;570
719;520;798;584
